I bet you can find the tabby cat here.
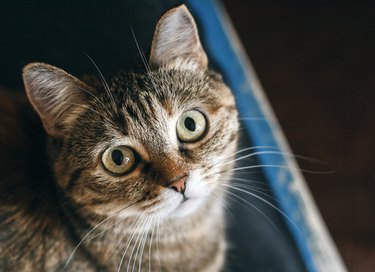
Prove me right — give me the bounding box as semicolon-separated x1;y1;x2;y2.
0;5;239;272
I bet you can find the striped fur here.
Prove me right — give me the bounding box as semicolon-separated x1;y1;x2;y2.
0;5;239;272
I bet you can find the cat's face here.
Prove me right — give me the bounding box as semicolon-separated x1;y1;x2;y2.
22;5;239;221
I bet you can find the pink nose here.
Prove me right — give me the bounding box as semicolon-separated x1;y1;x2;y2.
169;176;187;194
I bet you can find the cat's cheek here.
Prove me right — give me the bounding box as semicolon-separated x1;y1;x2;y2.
184;170;211;200
114;205;141;219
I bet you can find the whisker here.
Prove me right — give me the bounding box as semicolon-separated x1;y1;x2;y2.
205;176;275;202
132;216;150;272
141;48;151;72
63;202;136;270
84;53;116;108
81;218;120;245
229;182;279;203
127;216;151;272
66;102;116;127
220;184;301;233
217;146;278;163
109;213;144;257
117;213;148;272
230;177;270;188
136;216;153;272
216;186;283;236
214;150;325;171
71;84;109;112
130;26;163;111
130;27;151;73
148;218;156;272
156;217;161;271
215;164;336;176
211;191;235;221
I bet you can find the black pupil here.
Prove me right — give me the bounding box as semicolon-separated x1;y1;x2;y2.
184;117;196;131
111;150;124;166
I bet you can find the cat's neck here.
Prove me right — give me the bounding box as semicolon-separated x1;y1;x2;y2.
66;193;227;272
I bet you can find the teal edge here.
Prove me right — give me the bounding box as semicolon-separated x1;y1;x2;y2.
186;0;317;271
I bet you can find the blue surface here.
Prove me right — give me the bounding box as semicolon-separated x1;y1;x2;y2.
186;0;316;271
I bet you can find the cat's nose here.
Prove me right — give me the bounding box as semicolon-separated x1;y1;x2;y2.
168;176;187;194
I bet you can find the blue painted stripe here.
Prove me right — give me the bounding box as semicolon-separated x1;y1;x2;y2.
186;0;317;271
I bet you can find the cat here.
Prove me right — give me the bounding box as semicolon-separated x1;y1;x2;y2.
0;4;239;272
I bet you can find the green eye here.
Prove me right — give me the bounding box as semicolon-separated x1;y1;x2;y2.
101;146;136;175
177;110;207;142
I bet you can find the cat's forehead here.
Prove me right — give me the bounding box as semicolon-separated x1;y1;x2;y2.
90;69;227;151
111;69;218;101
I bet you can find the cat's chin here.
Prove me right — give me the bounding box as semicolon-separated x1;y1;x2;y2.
148;190;207;220
168;196;206;218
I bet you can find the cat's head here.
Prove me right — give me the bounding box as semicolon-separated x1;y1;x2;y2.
22;5;239;221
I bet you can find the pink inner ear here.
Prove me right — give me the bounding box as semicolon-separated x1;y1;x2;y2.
149;5;208;70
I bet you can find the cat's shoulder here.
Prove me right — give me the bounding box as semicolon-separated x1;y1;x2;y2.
0;89;61;228
0;90;68;268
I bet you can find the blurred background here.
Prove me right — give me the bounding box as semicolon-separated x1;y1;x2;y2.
222;0;375;271
0;0;373;271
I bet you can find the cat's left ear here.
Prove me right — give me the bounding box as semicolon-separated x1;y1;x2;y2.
23;63;94;138
149;4;208;70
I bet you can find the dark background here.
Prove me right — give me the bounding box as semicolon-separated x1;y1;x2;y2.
223;0;375;271
0;0;374;271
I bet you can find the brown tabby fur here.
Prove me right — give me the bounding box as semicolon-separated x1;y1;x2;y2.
0;5;239;272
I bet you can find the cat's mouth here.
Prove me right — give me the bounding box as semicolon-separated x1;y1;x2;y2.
168;180;209;218
144;170;212;218
182;194;190;202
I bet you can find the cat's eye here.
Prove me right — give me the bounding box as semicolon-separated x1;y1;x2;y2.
176;110;207;142
101;146;136;175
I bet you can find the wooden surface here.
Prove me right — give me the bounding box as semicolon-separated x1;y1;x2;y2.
223;1;375;271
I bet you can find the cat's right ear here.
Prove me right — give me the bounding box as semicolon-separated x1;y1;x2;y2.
23;63;95;138
149;4;208;70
